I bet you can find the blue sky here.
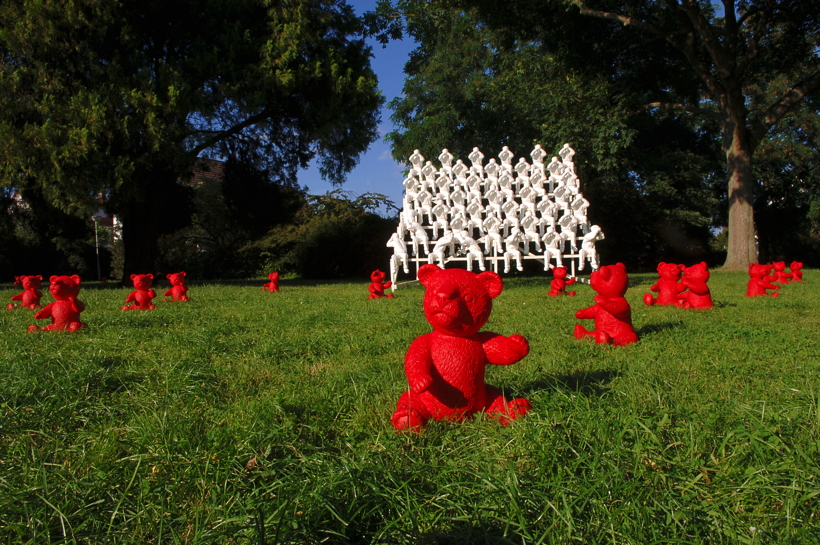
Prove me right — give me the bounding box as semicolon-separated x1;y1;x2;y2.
297;0;415;211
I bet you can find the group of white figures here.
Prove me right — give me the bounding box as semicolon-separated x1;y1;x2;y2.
386;144;605;288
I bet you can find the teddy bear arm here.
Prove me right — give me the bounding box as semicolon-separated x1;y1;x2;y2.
164;288;173;296
480;332;529;365
10;292;24;301
148;289;157;298
565;278;576;286
384;281;392;289
594;296;629;316
405;335;434;394
125;291;137;303
575;305;597;320
34;303;55;320
685;281;709;295
650;283;660;292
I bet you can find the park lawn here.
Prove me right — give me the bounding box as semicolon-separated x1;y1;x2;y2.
0;270;818;544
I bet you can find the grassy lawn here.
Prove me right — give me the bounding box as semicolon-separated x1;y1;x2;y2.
1;270;819;544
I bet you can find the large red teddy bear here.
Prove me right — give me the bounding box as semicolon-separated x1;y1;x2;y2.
164;271;190;302
368;269;394;299
28;275;87;332
574;262;638;346
548;266;576;297
391;264;531;431
263;272;280;292
8;275;44;310
789;261;804;282
746;263;780;297
122;274;157;311
643;262;686;306
677;262;713;310
770;261;792;284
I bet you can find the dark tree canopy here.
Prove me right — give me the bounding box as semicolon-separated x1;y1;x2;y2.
369;0;820;269
1;0;383;279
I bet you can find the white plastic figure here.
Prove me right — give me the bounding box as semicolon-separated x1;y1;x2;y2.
468;147;485;175
559;143;575;166
438;148;454;175
482;214;504;255
541;226;564;270
431;199;450;239
578;225;604;271
519;185;537;215
428;230;456;267
465;172;483;201
421;161;437;189
484;158;500;182
403;175;419;201
434;171;452;204
498;173;514;200
450;187;467;216
547;156;563;192
452;159;469;180
501;198;520;235
571;193;590;232
520;209;542;252
514;157;531;180
415;188;434;223
387;231;410;286
558;213;578;253
498;146;514;173
530;144;547;175
536;196;558;230
456;231;486;272
466;201;484;234
408;221;430;256
409;150;425;176
503;230;526;273
484;188;503;216
530;170;546;196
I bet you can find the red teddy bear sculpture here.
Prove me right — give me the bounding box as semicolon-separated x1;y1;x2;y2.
677;262;713;310
8;275;43;310
789;261;804;282
122;274;157;311
28;275;87;332
770;261;792;284
164;271;190;302
368;269;394;299
746;263;780;297
643;262;686;306
391;264;531;431
548;266;576;297
574;262;638;346
263;272;280;292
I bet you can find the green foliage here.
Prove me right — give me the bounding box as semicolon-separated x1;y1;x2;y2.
0;0;383;277
258;190;398;279
1;271;819;542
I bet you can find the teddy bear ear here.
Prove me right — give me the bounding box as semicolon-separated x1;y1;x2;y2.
478;271;503;299
616;262;627;272
50;275;59;283
71;275;81;285
130;274;137;280
417;264;441;286
180;272;186;277
36;275;42;281
598;266;612;281
166;273;172;279
147;274;154;279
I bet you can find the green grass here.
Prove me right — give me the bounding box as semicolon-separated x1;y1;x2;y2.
1;271;819;544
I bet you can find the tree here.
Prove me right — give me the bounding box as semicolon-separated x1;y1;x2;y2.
369;0;724;269
0;0;382;279
452;0;820;269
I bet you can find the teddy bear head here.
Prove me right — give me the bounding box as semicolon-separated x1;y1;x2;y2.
418;264;502;337
748;263;771;278
772;261;786;272
683;262;709;283
790;261;803;271
268;272;279;282
370;269;388;283
166;272;186;286
657;262;684;281
590;263;629;298
130;273;154;290
49;275;81;300
19;275;43;290
552;266;569;280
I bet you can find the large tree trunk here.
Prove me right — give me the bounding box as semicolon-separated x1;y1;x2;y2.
721;120;758;270
117;165;194;283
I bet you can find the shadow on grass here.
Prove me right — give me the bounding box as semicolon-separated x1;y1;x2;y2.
636;320;684;336
417;522;526;545
518;368;620;397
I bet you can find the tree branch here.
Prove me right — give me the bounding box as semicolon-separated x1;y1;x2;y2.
188;108;273;157
636;101;722;122
750;69;820;147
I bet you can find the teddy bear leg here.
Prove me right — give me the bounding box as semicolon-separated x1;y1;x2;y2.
485;385;531;426
568;291;576;296
68;322;87;332
148;304;156;310
27;324;41;333
594;330;613;345
7;303;14;310
643;293;656;306
573;324;593;340
392;391;432;431
612;331;638;346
